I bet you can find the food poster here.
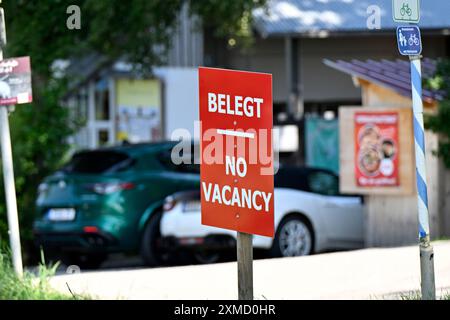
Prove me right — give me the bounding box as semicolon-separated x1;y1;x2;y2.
116;79;162;143
354;112;399;187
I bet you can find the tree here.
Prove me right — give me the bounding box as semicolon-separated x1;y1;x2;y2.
0;1;266;259
425;59;450;168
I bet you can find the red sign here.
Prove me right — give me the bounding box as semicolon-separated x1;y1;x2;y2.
199;67;274;237
354;111;399;187
0;57;32;106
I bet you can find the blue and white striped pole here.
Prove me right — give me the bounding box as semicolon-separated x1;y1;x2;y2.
410;55;436;300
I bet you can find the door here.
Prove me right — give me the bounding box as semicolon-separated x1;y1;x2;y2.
307;170;364;243
322;195;363;242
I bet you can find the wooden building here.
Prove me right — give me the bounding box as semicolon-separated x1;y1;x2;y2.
325;58;450;247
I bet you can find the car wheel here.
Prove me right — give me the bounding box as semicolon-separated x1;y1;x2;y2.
140;210;172;267
193;251;220;264
270;216;313;258
62;253;106;270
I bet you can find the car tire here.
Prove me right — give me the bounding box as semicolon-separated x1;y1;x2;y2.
193;251;221;264
140;210;172;267
270;215;314;258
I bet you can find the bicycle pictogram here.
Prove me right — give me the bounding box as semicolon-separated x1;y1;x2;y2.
400;3;412;17
408;33;419;46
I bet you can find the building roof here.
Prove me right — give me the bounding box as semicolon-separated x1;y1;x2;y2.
323;58;444;103
253;0;450;37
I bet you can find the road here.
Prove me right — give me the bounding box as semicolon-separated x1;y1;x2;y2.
49;241;450;299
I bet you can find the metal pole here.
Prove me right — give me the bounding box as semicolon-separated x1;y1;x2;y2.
0;5;23;276
237;232;253;300
285;37;304;119
0;107;23;276
409;55;436;300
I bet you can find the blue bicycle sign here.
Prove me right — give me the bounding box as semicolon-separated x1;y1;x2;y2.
397;26;422;56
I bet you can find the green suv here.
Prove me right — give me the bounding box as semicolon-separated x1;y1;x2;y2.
33;141;199;268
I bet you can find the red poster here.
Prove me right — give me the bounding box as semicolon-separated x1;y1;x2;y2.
354;112;399;187
0;57;32;106
199;67;274;237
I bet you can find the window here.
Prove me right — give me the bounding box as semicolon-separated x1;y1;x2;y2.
62;151;134;174
95;78;110;120
98;129;109;146
307;171;339;196
77;88;88;124
274;168;309;192
158;145;200;174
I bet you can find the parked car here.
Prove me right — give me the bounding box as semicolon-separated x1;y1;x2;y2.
160;167;364;262
33;141;199;268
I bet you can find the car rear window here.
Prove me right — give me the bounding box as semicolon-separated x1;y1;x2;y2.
158;145;200;174
62;151;134;174
274;168;309;192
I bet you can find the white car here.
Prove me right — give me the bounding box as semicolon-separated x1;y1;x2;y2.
160;167;364;262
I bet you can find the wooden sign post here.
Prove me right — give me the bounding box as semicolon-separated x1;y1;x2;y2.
198;67;274;300
237;232;253;300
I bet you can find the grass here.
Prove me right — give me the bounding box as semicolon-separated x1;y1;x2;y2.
432;236;450;242
0;249;88;300
398;291;422;300
397;290;450;300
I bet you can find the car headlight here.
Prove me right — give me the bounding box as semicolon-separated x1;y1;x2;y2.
163;195;177;212
37;182;49;194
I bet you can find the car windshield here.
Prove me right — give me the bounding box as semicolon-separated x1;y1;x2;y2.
275;168;340;195
61;151;134;174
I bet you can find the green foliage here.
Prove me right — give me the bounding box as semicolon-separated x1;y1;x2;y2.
3;0;266;76
425;59;450;168
0;82;73;248
190;0;267;48
3;1;181;76
0;0;265;258
0;247;87;300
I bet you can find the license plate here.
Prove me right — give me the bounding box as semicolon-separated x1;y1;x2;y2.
47;208;76;221
183;201;201;213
